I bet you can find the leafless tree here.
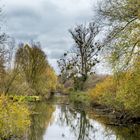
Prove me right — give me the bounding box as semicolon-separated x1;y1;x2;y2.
58;23;102;90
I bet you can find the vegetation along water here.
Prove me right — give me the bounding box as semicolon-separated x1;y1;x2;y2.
0;0;140;139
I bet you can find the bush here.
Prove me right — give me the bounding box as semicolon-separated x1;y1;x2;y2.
88;76;117;107
0;95;30;139
89;57;140;115
116;58;140;115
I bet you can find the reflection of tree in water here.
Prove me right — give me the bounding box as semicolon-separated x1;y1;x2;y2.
88;111;140;140
57;105;97;140
57;105;140;140
28;102;55;140
27;102;140;140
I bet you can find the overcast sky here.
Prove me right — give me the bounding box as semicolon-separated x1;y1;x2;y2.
1;0;109;74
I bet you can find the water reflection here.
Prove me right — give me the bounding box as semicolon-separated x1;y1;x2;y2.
56;105;96;140
28;102;140;140
28;102;55;140
44;105;116;140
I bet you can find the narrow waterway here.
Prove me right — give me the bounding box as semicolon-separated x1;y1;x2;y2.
28;98;140;140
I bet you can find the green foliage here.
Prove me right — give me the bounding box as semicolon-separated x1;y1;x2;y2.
70;92;91;107
73;77;86;91
83;74;107;90
97;0;140;71
0;95;30;139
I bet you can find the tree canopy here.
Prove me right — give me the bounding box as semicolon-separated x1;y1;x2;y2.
96;0;140;71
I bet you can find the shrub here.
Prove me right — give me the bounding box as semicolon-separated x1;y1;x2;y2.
89;76;117;106
89;57;140;115
0;95;30;139
116;58;140;115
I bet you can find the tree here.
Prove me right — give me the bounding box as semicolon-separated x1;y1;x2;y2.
15;43;48;86
0;6;18;95
95;0;140;71
0;34;8;82
0;56;5;82
15;42;57;96
58;23;101;90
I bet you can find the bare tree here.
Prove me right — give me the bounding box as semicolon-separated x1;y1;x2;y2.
0;36;17;95
58;23;102;90
0;33;7;78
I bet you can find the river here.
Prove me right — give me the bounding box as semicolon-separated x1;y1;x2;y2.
27;96;140;140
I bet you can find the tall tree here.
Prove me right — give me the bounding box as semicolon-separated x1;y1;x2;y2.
15;43;48;86
15;42;57;96
58;23;101;90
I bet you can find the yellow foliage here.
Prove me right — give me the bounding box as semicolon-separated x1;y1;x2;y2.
45;66;57;91
89;57;140;115
89;76;116;104
5;43;58;97
116;58;140;115
0;95;30;139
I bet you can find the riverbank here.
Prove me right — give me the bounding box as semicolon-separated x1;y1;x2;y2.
69;92;140;126
1;93;139;140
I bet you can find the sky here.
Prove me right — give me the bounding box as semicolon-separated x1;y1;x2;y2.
1;0;110;74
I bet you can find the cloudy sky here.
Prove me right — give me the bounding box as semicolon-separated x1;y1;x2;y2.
1;0;107;73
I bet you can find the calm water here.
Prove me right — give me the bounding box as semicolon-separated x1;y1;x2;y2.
28;101;140;140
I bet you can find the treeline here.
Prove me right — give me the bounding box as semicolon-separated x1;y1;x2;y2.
0;41;57;97
58;0;140;116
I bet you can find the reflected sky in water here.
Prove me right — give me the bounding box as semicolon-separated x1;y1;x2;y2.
44;105;115;140
29;102;140;140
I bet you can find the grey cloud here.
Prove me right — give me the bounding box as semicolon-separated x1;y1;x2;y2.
4;0;93;73
8;32;39;41
7;7;40;19
49;49;64;59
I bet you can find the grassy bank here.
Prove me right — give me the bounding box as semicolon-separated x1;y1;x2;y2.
69;91;91;107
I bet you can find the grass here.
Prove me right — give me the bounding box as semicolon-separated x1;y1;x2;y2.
69;91;91;107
